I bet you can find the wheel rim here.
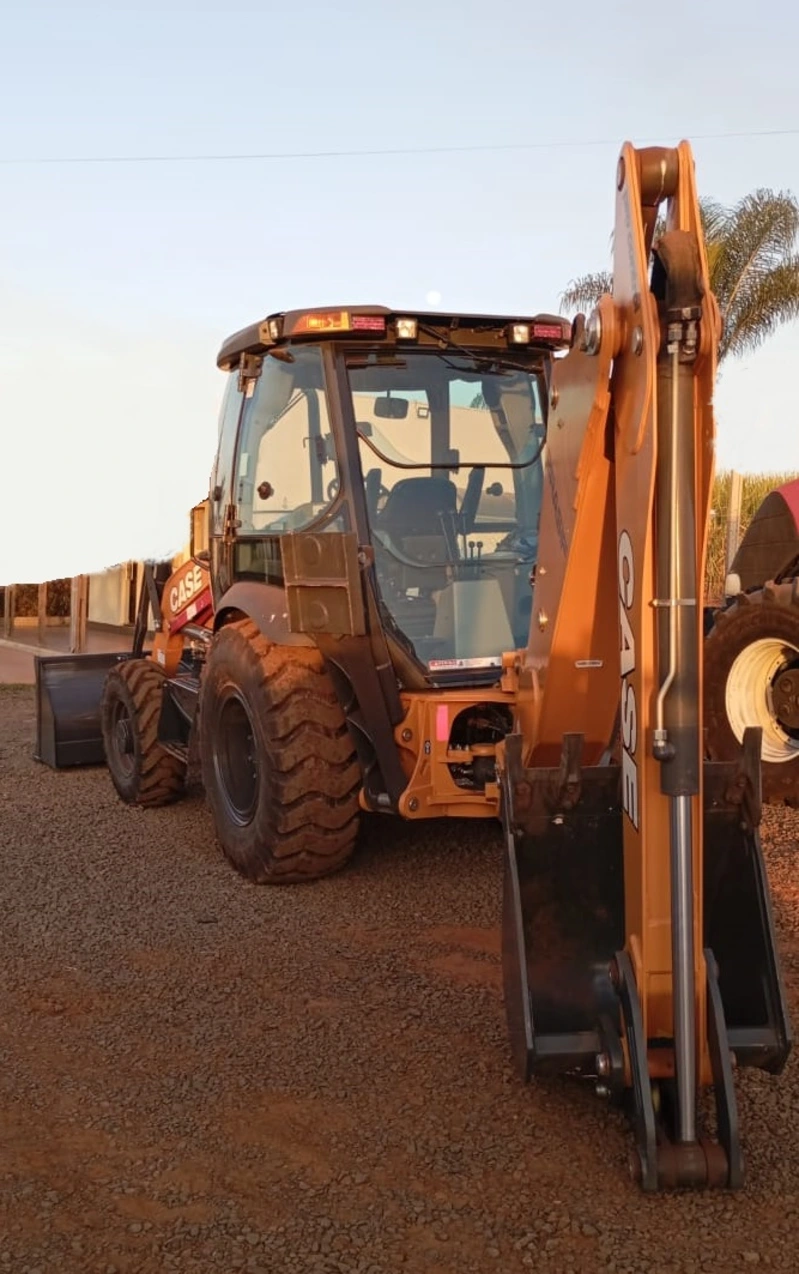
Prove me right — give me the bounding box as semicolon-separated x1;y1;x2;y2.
109;694;136;779
725;637;799;764
213;691;259;825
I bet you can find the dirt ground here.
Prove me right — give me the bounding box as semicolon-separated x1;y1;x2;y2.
0;643;36;685
1;683;799;1273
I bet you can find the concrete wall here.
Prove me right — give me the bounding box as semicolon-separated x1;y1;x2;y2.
87;539;189;629
88;564;133;626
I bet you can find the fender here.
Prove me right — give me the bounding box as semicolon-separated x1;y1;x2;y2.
213;580;314;647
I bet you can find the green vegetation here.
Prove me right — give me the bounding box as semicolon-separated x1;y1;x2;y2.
560;189;799;365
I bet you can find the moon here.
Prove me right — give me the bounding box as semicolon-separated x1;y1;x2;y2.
425;289;441;306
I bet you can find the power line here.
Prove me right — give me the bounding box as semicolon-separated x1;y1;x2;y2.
1;126;798;167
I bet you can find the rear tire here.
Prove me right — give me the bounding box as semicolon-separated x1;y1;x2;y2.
704;580;799;807
101;659;186;806
198;618;361;883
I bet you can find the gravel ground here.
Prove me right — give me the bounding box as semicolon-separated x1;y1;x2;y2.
2;682;799;1273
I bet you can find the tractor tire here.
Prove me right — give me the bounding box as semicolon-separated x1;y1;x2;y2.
704;580;799;807
101;659;186;806
198;618;361;883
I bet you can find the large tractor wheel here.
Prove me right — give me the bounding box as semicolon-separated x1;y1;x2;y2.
101;659;186;806
198;618;361;883
704;581;799;807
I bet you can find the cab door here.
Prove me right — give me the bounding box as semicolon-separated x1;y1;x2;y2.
209;365;250;600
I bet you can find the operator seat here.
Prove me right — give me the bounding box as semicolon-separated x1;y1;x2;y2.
375;476;460;594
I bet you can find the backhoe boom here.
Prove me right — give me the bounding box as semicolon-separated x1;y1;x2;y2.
31;135;790;1194
500;141;791;1190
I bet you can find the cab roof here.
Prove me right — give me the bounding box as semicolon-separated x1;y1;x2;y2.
216;304;572;370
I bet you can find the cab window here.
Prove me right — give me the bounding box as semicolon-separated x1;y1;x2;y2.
235;346;339;533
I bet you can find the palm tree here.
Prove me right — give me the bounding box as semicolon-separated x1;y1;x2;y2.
560;189;799;363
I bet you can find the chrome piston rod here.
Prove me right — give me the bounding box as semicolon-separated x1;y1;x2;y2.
670;793;697;1144
652;249;703;1146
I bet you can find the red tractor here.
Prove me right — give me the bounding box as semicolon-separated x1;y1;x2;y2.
704;476;799;805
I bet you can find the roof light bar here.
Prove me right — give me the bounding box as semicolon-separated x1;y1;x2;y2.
351;315;386;333
291;310;352;335
532;320;570;342
286;311;387;337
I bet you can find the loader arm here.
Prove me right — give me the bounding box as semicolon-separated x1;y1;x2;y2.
501;142;791;1191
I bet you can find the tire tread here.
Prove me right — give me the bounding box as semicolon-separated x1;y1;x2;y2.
102;659;186;807
199;619;361;883
705;581;799;808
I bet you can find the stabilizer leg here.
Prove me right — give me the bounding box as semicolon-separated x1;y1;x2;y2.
612;952;659;1191
500;726;791;1191
501;751;536;1083
613;946;737;1191
705;948;743;1190
501;732;625;1081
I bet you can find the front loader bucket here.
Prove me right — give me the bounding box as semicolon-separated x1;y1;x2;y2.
34;652;132;768
501;728;792;1188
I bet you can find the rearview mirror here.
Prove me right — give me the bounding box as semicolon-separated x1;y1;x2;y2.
373;396;409;420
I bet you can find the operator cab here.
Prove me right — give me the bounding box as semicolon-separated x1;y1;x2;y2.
213;306;570;683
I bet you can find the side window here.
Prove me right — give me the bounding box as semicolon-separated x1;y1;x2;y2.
236;346;339;533
210;373;245;536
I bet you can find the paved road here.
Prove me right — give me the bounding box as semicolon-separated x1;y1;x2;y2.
0;625;133;686
1;685;799;1272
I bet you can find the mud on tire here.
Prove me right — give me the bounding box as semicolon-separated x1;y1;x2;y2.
101;659;187;806
704;580;799;807
198;618;361;883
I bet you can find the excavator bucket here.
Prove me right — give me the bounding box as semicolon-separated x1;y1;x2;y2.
34;651;132;768
501;728;791;1188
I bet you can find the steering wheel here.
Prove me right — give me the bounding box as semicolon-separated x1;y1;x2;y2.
458;466;485;537
327;477;340;501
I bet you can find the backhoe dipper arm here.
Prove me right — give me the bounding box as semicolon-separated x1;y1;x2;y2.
500;142;791;1191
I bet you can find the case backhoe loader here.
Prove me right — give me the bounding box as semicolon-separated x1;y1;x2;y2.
34;140;791;1191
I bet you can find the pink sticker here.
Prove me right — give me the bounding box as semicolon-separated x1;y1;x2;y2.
436;704;449;742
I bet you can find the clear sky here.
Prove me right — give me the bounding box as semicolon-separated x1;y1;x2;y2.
2;0;798;583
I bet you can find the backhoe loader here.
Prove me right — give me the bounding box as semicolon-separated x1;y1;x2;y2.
34;140;791;1190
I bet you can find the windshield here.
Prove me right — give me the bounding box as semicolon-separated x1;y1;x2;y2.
347;348;547;673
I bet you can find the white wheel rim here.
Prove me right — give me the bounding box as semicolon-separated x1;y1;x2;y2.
725;637;799;764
